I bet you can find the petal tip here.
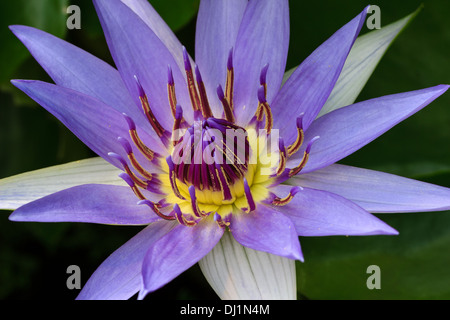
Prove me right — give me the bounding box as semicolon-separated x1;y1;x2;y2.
8;24;31;37
291;249;304;262
8;24;21;33
8;211;21;222
10;79;37;91
137;289;149;300
383;226;400;236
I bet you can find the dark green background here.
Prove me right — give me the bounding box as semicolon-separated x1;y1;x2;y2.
1;0;449;300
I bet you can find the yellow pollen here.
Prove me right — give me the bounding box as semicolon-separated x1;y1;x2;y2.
160;132;275;222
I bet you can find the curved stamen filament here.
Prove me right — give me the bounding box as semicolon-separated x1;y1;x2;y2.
118;137;153;181
288;136;320;177
214;212;231;228
121;172;173;221
174;204;199;227
287;113;305;157
225;48;234;111
275;138;287;177
257;86;273;134
134;76;168;140
255;64;269;121
108;152;156;193
119;172;145;200
243;178;256;212
183;47;201;112
207;164;220;191
195;65;213;119
166;156;185;200
215;166;232;201
138;199;176;221
271;186;302;206
123;113;156;162
217;85;235;123
167;65;178;119
172;105;184;146
188;185;208;218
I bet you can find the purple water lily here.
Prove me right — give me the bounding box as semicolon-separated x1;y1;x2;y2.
2;0;450;300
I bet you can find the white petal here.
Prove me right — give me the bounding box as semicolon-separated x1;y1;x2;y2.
198;231;297;300
318;8;419;117
0;157;124;210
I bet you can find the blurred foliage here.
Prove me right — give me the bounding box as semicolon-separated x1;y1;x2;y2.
0;0;69;84
1;0;450;300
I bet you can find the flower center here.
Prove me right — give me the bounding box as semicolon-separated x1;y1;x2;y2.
163;121;273;227
170;118;250;199
112;47;319;227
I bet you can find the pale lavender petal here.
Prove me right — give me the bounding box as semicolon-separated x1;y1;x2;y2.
293;164;450;213
271;185;398;236
195;0;248;116
77;220;177;300
8;25;155;135
272;7;368;141
233;0;290;126
139;220;224;298
289;85;450;174
121;0;186;76
230;207;303;261
93;0;191;129
11;80;166;169
9;184;160;225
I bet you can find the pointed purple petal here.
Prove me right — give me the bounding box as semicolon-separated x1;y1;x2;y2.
77;221;176;300
9;184;160;225
272;7;368;140
8;25;156;135
121;0;186;76
139;220;224;298
230;207;303;261
233;0;290;126
11;80;166;169
195;0;248;116
290;85;450;173
271;185;398;237
93;0;191;129
295;164;450;213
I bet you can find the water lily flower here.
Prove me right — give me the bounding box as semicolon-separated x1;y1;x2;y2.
2;0;450;300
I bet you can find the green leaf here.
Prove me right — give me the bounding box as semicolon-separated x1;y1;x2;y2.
297;205;450;299
0;0;69;83
149;0;199;32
